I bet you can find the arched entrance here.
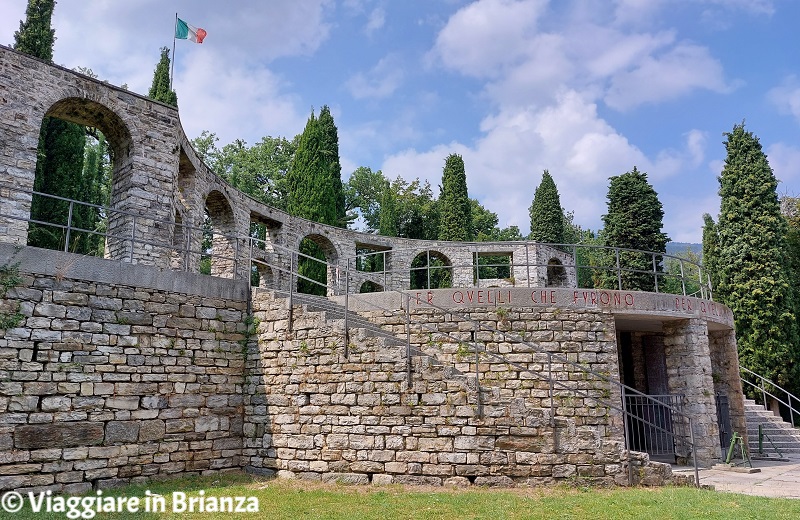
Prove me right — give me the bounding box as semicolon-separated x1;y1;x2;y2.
410;250;452;290
297;233;339;296
203;190;237;278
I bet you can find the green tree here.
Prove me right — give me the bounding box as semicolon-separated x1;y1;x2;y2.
438;153;472;241
599;167;668;291
529;170;566;244
13;0;55;61
391;177;439;240
286;109;344;295
317;106;346;227
15;0;94;252
148;47;178;107
345;166;386;231
713;124;799;395
701;213;720;294
378;181;398;237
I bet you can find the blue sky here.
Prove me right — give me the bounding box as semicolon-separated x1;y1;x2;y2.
2;0;800;243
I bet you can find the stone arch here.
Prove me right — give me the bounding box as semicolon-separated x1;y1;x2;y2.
254;263;274;289
28;97;135;258
203;190;238;278
546;257;568;287
297;233;340;296
359;281;383;293
410;250;453;289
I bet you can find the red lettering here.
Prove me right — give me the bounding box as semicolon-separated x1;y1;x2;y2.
427;291;433;304
600;292;610;305
613;293;621;305
487;290;494;305
415;292;422;305
573;291;579;304
466;290;474;303
549;290;556;304
453;291;464;304
478;290;484;304
624;293;634;306
591;292;597;305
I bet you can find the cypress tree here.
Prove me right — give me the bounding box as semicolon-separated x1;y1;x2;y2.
13;0;55;61
528;170;566;243
599;167;668;291
286;110;339;295
148;47;178;107
701;213;720;294
15;0;89;251
438;153;472;241
378;181;398;237
317;106;345;226
714;124;799;394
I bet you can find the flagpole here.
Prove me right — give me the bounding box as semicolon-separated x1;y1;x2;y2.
170;12;177;91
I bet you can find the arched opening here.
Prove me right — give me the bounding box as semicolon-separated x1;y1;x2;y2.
297;234;338;296
546;258;567;287
170;209;186;270
27;97;132;256
359;281;383;293
254;263;274;289
410;250;452;290
202;190;237;278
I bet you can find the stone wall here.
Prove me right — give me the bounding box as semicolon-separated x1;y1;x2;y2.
0;246;250;493
243;289;685;486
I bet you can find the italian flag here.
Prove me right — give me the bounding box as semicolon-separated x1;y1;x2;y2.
175;18;207;43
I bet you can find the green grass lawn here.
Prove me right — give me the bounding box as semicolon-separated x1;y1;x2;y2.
7;473;800;520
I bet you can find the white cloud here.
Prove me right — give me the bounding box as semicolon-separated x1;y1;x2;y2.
433;0;548;79
345;55;404;100
768;76;800;124
604;43;730;111
365;7;386;36
768;142;800;188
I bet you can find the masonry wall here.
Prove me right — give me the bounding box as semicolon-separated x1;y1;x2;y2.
0;247;249;494
244;290;687;487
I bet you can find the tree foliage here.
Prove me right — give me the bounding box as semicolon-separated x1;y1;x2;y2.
438;153;473;241
148;47;178;107
529;170;566;244
191;131;295;210
712;124;799;394
13;0;55;61
599;167;668;291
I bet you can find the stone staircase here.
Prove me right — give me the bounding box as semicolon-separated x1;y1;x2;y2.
744;398;800;457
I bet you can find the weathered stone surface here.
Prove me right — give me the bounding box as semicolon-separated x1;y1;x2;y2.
15;424;104;449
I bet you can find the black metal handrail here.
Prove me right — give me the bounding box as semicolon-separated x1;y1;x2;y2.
741;366;800;428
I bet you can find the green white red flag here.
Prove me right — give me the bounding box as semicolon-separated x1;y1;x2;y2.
175;18;206;43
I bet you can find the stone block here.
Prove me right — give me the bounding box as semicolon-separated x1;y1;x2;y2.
106;421;140;444
15;423;104;449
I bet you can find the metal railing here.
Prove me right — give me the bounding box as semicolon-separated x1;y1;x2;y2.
250;239;701;486
0;182;713;300
1;185;706;485
741;366;800;428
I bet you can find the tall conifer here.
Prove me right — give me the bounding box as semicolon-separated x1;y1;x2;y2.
148;47;178;107
15;0;89;251
528;170;566;243
438;153;472;241
599;167;668;291
714;124;799;394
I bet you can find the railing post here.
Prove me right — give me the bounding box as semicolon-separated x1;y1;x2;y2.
64;200;74;252
475;250;480;288
572;245;579;287
679;259;686;296
690;418;700;487
652;253;658;293
426;250;431;289
615;247;622;291
383;250;387;291
405;292;412;388
473;326;482;418
525;242;531;287
622;391;633;486
288;251;295;332
344;260;350;358
789;392;796;428
548;352;555;426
